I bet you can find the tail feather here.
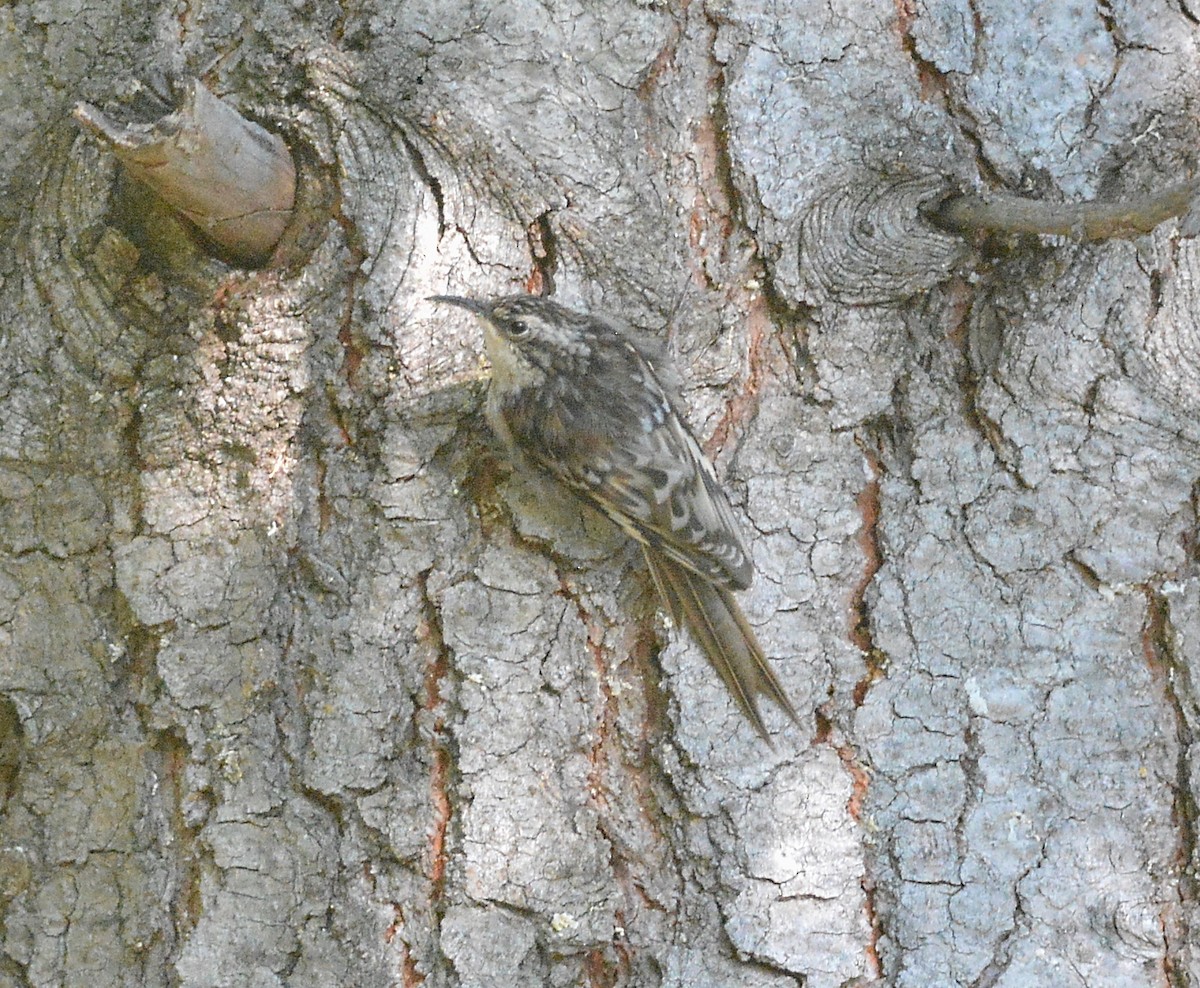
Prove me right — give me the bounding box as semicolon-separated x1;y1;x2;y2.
644;548;799;741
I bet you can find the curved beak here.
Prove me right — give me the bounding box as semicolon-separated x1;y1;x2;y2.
429;295;492;318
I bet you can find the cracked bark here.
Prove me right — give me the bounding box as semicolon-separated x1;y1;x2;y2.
3;1;1199;987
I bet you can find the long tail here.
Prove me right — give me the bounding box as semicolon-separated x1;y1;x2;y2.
643;548;799;742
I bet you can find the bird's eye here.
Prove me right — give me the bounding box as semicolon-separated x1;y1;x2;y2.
506;320;530;338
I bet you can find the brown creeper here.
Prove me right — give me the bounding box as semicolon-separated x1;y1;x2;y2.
431;293;799;741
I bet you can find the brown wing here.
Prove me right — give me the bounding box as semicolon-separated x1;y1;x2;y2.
505;338;754;591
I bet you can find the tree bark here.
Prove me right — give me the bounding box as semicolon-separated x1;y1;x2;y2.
1;1;1198;986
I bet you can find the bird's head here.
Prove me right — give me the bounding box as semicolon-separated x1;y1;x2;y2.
431;294;596;390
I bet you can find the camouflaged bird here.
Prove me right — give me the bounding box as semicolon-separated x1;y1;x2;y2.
432;293;799;741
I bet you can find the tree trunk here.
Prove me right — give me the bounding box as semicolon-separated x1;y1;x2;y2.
2;2;1198;986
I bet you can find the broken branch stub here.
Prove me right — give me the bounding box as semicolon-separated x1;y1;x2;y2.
798;173;971;305
926;179;1200;242
74;80;296;267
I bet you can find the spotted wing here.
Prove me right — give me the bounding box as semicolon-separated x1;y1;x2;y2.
507;338;754;591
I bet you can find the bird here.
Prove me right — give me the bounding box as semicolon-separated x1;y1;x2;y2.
430;293;799;741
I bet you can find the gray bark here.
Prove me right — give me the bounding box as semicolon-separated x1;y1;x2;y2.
2;1;1198;986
